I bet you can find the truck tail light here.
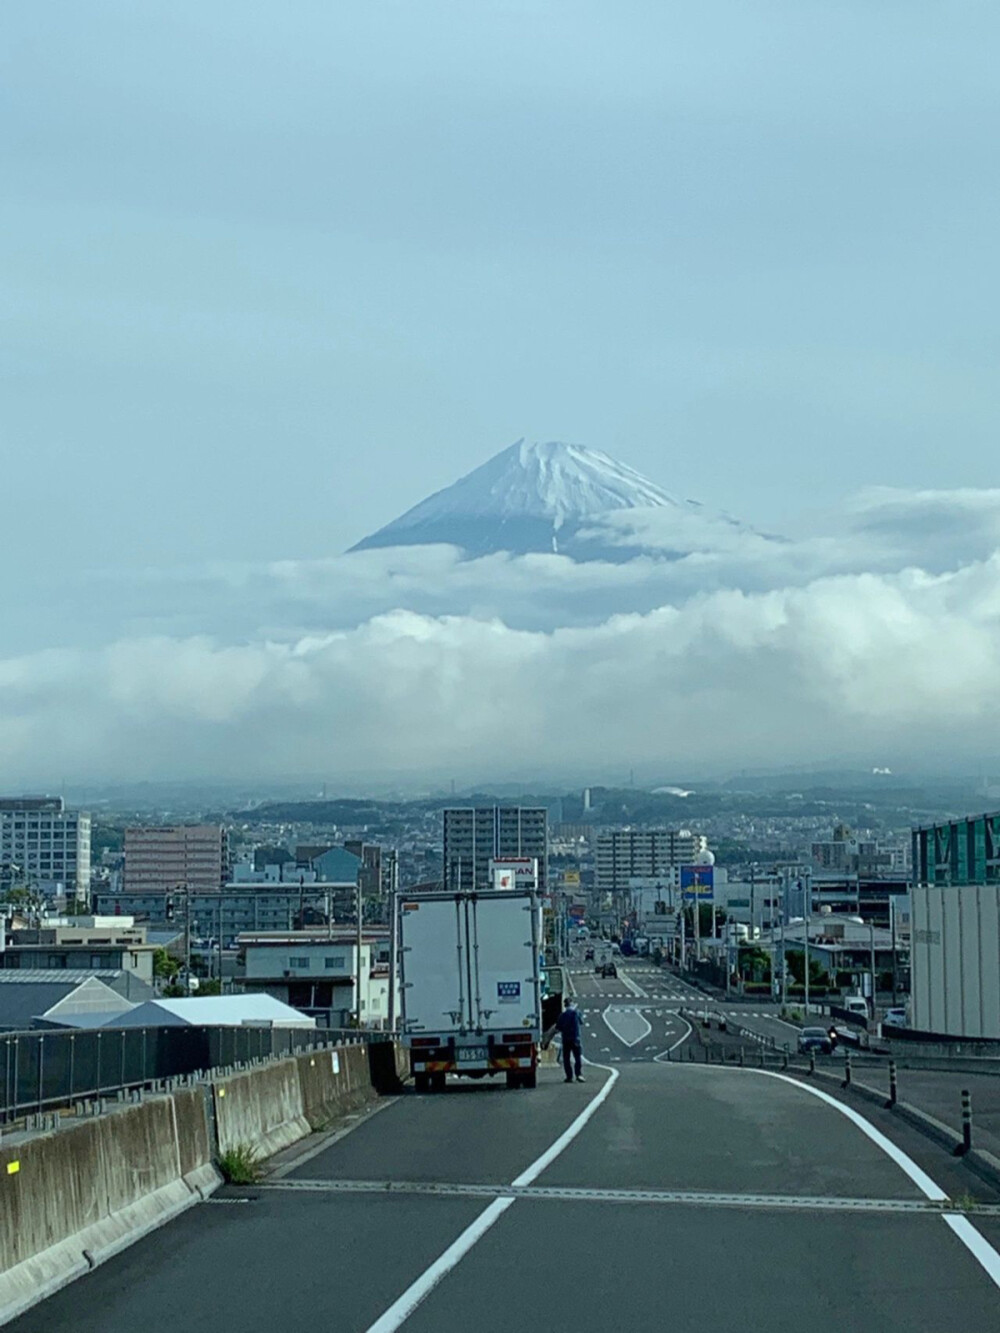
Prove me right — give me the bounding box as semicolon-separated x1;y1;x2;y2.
412;1037;442;1048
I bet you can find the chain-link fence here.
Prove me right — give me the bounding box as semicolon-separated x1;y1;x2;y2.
0;1024;395;1123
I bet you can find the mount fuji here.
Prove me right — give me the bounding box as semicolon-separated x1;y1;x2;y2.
350;439;764;562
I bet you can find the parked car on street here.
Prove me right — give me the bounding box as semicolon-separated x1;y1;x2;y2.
600;962;618;979
798;1026;834;1055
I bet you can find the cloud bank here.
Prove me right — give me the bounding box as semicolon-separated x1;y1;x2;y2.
4;488;1000;785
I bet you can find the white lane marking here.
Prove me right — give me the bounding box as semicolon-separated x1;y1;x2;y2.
512;1063;618;1186
943;1215;1000;1291
654;1013;693;1058
746;1070;946;1201
366;1198;514;1332
619;970;648;999
602;1004;652;1048
366;1066;619;1331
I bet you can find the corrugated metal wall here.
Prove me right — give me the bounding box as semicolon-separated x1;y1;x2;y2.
912;884;1000;1037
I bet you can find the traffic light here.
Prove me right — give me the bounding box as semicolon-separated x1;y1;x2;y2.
165;896;175;922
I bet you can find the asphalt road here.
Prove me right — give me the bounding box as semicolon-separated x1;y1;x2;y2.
10;962;1000;1332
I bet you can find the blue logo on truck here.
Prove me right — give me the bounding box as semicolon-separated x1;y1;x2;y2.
497;981;521;1003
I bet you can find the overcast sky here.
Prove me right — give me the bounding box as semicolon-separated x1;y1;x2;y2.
3;3;1000;786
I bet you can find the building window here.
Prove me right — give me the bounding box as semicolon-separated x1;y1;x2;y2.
324;956;346;969
289;956;309;969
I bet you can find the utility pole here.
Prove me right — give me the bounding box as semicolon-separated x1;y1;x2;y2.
890;895;898;999
388;888;398;1031
354;875;364;1027
183;884;192;993
780;884;787;1008
869;918;877;1016
217;899;223;991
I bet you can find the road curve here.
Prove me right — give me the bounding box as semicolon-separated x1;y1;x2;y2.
9;1053;1000;1332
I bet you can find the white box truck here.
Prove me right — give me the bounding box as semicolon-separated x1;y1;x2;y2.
398;889;542;1091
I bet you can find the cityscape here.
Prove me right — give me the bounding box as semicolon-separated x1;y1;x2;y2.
4;2;1000;1330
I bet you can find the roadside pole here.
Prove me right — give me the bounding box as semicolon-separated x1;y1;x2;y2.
355;876;364;1027
780;886;787;1008
388;889;398;1030
184;884;192;994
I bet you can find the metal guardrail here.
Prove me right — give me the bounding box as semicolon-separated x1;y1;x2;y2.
0;1025;397;1124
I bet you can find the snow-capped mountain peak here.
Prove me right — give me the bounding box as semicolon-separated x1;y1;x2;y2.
350;438;757;561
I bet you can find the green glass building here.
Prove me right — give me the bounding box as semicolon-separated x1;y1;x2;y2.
911;812;1000;887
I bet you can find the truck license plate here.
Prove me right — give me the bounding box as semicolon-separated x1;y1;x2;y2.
457;1047;487;1063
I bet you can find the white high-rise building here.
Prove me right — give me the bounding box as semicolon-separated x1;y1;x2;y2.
596;829;708;894
0;796;92;903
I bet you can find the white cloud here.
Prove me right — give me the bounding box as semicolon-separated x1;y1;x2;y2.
3;535;1000;783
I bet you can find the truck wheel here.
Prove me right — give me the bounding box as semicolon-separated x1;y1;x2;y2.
505;1071;522;1090
414;1072;430;1094
521;1070;537;1090
431;1071;447;1093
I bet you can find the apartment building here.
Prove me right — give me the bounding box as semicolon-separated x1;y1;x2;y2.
442;807;549;893
123;824;229;894
596;829;708;894
0;796;91;903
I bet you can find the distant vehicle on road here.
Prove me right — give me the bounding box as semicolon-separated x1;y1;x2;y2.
611;943;621;955
883;1007;908;1028
600;962;618;979
584;947;594;961
798;1026;834;1055
842;996;870;1021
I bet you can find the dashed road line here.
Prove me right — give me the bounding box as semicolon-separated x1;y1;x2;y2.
260;1178;1000;1219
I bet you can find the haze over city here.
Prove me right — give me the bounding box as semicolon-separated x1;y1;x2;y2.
4;2;1000;787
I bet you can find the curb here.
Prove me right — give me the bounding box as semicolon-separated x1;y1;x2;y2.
803;1067;1000;1194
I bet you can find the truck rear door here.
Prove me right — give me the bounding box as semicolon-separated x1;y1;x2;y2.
400;896;470;1033
468;893;540;1034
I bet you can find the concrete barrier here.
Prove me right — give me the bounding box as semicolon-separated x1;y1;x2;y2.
296;1043;372;1128
0;1040;403;1326
212;1042;404;1154
212;1058;311;1159
0;1090;219;1326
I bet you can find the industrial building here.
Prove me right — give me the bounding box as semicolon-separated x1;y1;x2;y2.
1;916;157;990
442;807;548;894
910;811;1000;1038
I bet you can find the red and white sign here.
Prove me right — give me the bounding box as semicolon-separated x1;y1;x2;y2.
489;857;538;891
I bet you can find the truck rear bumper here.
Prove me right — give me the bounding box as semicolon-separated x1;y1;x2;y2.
411;1054;536;1074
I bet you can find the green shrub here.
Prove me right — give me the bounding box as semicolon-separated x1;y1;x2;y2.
218;1143;260;1185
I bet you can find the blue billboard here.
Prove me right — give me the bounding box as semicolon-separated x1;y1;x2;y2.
680;864;714;901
